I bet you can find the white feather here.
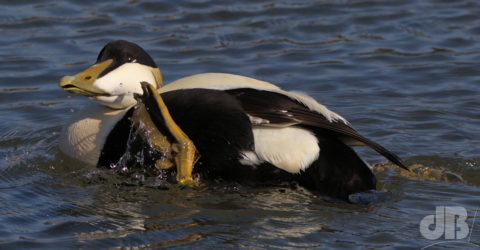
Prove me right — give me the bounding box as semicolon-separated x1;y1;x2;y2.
241;126;320;173
159;72;281;93
59;103;128;166
247;114;270;125
239;151;262;166
278;90;349;124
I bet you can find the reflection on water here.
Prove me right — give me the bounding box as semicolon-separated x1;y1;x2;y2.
0;0;479;248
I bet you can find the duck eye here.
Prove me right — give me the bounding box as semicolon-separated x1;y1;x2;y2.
127;57;133;62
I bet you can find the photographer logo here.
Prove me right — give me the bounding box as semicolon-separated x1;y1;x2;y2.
420;206;469;240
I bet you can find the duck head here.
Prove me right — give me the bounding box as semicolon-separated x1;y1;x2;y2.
59;40;163;109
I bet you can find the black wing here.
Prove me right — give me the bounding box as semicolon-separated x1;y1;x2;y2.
226;88;407;170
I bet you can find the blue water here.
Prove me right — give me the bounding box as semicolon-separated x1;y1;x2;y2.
0;0;479;248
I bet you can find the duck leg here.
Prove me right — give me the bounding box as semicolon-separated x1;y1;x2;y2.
136;82;199;185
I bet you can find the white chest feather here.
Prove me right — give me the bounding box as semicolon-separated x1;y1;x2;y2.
59;104;128;166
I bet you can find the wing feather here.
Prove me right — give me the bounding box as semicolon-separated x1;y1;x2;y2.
226;88;407;170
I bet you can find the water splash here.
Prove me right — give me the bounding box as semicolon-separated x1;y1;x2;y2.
106;120;176;187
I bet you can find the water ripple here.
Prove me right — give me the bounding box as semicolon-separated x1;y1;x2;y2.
0;0;479;248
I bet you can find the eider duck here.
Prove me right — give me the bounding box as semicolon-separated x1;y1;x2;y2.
58;40;407;200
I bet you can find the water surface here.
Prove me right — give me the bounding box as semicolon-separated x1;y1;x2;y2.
0;0;479;248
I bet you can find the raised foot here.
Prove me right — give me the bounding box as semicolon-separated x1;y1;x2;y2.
136;81;200;184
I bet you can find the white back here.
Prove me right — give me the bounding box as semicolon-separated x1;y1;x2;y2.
160;73;348;123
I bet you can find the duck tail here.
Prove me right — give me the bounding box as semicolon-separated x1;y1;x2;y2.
297;136;377;201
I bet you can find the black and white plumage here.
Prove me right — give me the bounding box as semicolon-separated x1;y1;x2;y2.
59;40;407;200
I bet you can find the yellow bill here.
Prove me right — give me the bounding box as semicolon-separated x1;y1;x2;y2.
58;59;113;97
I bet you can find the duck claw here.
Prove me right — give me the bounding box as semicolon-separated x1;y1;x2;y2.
137;81;199;185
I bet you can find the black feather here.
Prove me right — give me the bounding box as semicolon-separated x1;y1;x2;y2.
297;135;377;200
96;40;157;78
